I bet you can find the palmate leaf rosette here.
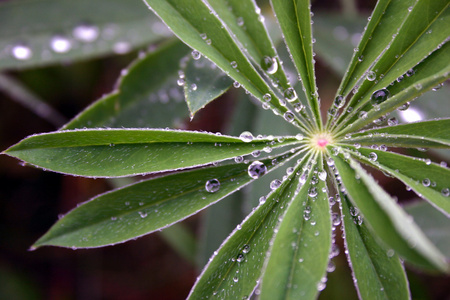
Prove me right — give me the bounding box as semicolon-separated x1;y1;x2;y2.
2;0;450;299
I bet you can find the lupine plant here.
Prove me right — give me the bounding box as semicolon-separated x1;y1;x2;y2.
2;0;450;299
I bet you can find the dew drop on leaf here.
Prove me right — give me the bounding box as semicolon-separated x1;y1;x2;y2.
239;131;254;142
366;71;376;81
73;23;99;42
247;161;267;179
397;102;410;111
422;178;431;187
387;117;398;126
284;87;298;102
283;111;295;122
270;179;282;190
368;152;378;162
261;56;278;74
358;111;368;119
11;44;32;60
191;50;201;60
262;93;271;102
236;253;245;262
242;244;250;253
333;95;345;108
205;179;220;193
308;187;318;197
371;88;390;105
441;188;449;197
318;171;327;181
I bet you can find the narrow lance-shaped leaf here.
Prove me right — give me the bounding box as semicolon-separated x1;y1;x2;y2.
188;153;313;299
260;154;332;300
335;0;409;98
3;129;301;177
345;1;450;116
346;119;450;149
33;154;291;249
207;0;291;91
142;0;308;133
346;147;450;215
64;41;190;129
340;195;410;300
184;55;233;118
0;0;170;70
270;0;322;128
333;154;448;272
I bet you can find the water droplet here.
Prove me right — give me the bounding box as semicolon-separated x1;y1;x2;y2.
259;196;267;204
261;56;278;74
283;111;295;122
50;35;72;53
73;24;99;42
113;41;131;54
236;16;244;26
331;213;341;226
359;111;368;119
422;178;430;187
11;44;32;60
284;87;298;102
230;61;238;68
239;131;254;142
397;102;410;111
350;206;359;216
205;179;220;193
262;93;271;102
233;81;240;88
318;171;327;181
386;249;395;257
177;78;185;86
308;187;318;197
432;83;444;91
138;211;147;218
387;117;398;126
317;281;326;291
248;161;267;179
406;69;415;77
242;244;250;253
191;50;201;60
270;179;282;190
441;188;449;197
334;95;345;108
371;88;390;104
234;156;244;163
368;152;377;162
366;71;376;81
236;253;245;262
233;277;239;283
295;134;304;141
327;261;336;272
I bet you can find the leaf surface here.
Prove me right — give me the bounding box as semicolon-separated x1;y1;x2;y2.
33;156;287;248
348;148;450;215
184;55;233;117
341;195;410;300
270;0;321;128
188;154;313;299
260;157;331;300
0;0;169;70
64;41;190;129
3;129;300;177
347;119;450;148
333;155;448;272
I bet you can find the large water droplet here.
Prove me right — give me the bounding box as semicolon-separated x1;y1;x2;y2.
371;88;390;105
248;161;267;179
11;44;32;60
73;24;99;42
205;179;220;193
261;56;278;74
239;131;254;142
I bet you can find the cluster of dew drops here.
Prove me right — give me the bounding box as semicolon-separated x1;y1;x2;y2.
9;23;134;61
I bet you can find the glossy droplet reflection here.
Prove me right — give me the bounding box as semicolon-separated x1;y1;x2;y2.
248;161;267;179
261;56;278;74
205;179;220;193
371;88;390;105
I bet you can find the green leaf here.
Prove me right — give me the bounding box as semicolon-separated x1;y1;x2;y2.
271;0;321;128
335;0;411;98
332;155;448;272
340;195;410;300
33;156;288;248
334;42;450;136
347;119;450;148
404;201;450;257
188;154;313;299
347;147;450;215
64;41;190;129
142;0;305;131
0;0;170;70
334;1;450;131
184;55;233;118
260;156;331;300
207;0;290;91
3;129;301;177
